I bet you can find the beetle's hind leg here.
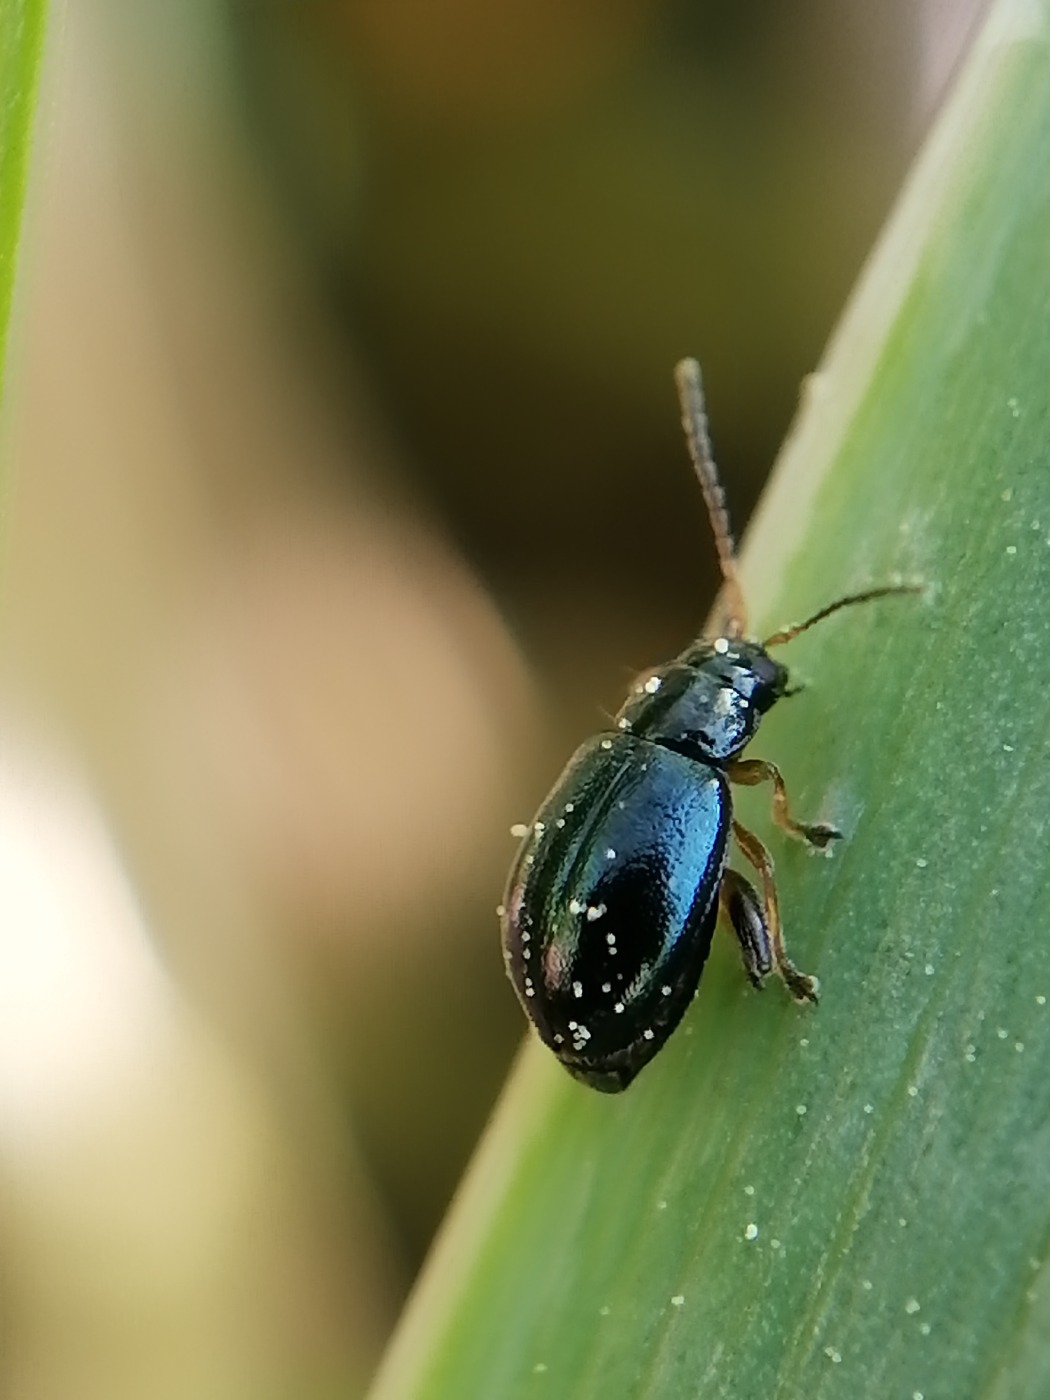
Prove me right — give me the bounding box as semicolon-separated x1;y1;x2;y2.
720;868;773;987
728;757;840;850
731;819;818;1003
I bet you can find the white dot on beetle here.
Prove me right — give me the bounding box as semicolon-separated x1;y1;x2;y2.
714;637;729;654
569;898;585;915
601;982;612;993
744;1222;759;1241
572;981;583;999
606;932;617;946
617;717;631;730
555;818;566;829
661;984;672;996
605;847;617;860
644;675;662;694
510;823;529;838
586;904;607;922
564;802;575;813
600;739;613;750
643;1028;655;1041
496;903;506;918
567;1020;577;1030
614;1002;625;1014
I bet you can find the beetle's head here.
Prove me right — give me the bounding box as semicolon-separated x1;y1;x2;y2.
678;636;789;714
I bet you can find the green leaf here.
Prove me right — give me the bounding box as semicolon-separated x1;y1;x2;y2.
0;0;47;400
370;3;1050;1396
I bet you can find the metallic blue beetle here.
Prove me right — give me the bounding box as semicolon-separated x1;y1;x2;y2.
501;359;912;1092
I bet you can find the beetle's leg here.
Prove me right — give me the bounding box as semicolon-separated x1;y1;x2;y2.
720;868;773;987
727;757;840;850
731;819;818;1003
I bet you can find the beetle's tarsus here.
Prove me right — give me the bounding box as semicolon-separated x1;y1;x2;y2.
784;966;819;1004
798;821;841;850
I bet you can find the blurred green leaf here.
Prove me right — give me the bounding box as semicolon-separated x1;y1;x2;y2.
0;0;46;399
370;2;1050;1396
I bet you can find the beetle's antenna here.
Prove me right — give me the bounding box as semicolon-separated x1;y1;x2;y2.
674;358;748;639
763;583;922;648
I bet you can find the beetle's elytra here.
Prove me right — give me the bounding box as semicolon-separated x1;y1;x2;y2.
500;359;915;1092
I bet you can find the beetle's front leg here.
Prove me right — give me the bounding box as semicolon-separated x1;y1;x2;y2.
731;819;818;1003
727;757;840;850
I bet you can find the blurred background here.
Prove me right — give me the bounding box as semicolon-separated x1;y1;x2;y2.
0;0;985;1394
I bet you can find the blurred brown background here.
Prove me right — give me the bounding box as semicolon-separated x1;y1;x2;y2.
0;0;984;1394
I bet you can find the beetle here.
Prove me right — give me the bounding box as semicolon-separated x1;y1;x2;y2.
500;358;916;1092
